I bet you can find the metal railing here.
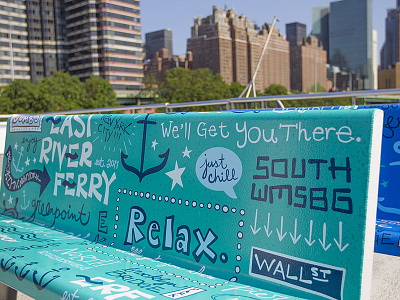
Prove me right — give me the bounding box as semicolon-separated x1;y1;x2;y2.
1;88;400;117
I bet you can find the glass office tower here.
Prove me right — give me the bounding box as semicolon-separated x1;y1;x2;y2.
329;0;374;89
312;6;329;57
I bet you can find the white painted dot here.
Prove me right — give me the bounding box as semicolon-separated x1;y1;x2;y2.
165;196;169;202
171;198;176;204
200;203;204;208
209;286;216;288
114;224;118;230
178;199;182;205
207;203;212;209
129;190;132;195
236;255;242;261
134;191;138;196
237;232;243;239
240;209;245;215
222;206;229;213
146;192;150;199
239;220;244;227
118;188;122;193
115;215;119;221
192;201;197;207
116;197;120;202
140;192;144;198
152;194;156;200
123;189;127;194
356;137;361;142
185;200;189;206
113;234;116;238
235;266;240;273
231;208;237;213
159;195;162;201
116;206;119;211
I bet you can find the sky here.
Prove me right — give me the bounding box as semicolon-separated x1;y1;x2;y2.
141;0;396;64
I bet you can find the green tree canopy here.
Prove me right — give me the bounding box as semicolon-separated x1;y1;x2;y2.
0;71;118;114
84;75;117;109
0;80;40;114
38;71;85;111
158;68;232;110
263;84;288;96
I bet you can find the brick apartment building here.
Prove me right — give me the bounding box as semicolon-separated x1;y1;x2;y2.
290;35;327;92
144;48;192;83
186;6;290;91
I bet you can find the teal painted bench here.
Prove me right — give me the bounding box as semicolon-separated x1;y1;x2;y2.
0;110;383;299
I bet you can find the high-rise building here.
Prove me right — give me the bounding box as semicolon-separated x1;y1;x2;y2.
145;29;173;60
0;0;144;92
66;0;143;91
290;36;327;92
381;1;400;70
311;6;329;57
286;22;307;46
187;6;290;91
0;1;29;85
0;0;67;85
329;0;375;90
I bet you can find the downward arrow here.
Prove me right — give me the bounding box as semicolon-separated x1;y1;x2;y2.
250;209;261;235
318;223;331;251
334;221;349;252
264;213;272;237
289;218;301;244
276;216;287;241
304;220;315;246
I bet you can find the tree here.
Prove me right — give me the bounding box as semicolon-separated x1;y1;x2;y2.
0;80;43;114
263;84;288;96
84;75;118;109
37;71;86;111
158;68;232;111
0;72;120;114
306;82;327;93
229;82;247;98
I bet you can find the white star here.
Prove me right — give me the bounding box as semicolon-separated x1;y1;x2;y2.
7;195;13;204
151;140;158;151
2;192;5;198
14;142;18;150
33;157;37;164
182;146;192;158
165;161;185;191
25;157;30;166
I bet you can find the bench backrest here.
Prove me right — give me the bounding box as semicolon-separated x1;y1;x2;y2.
1;110;383;299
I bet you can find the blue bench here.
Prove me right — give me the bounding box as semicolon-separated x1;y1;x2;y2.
0;110;383;299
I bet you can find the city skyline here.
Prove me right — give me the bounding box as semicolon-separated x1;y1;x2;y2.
141;0;391;64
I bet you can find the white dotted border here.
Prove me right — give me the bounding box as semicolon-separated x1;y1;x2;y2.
116;188;246;277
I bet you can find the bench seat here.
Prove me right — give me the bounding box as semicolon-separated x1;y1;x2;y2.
0;214;303;300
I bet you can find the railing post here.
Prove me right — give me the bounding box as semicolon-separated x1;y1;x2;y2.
352;96;356;106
